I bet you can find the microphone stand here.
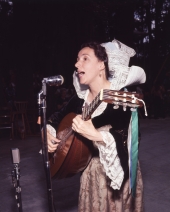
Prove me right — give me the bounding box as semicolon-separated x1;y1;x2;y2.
11;161;23;212
38;80;55;212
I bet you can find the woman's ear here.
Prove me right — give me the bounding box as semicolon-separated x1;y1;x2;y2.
99;61;105;70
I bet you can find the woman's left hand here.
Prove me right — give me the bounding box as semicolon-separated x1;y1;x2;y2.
72;115;103;142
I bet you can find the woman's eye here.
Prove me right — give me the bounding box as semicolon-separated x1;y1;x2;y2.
83;57;87;61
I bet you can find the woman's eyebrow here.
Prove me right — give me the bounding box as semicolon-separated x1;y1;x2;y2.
80;53;90;57
77;53;90;60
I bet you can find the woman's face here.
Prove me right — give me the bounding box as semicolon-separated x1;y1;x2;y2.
75;47;104;85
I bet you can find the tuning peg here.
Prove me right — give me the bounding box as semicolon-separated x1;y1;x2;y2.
123;106;127;111
113;105;119;109
122;103;127;111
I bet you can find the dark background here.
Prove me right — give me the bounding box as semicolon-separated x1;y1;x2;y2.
0;0;170;110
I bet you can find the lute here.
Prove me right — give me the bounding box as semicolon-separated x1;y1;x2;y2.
49;89;145;179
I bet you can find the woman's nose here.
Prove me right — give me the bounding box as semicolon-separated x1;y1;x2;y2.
75;61;79;68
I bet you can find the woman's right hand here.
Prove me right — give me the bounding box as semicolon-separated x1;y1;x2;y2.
47;130;61;153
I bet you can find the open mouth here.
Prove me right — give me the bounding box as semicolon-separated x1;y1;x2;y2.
76;70;85;76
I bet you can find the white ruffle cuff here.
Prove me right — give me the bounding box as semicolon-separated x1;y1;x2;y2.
94;130;124;190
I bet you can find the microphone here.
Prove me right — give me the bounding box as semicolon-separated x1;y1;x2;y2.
43;75;64;86
11;148;20;164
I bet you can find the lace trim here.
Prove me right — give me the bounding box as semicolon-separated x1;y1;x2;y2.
106;50;132;68
101;39;136;67
94;131;124;189
39;125;56;154
109;65;130;90
113;39;136;58
47;124;56;137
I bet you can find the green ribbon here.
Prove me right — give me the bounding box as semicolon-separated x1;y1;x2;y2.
130;110;138;197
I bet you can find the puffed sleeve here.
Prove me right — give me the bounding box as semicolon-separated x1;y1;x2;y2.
91;104;131;189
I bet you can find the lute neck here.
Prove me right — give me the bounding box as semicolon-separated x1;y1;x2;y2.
82;91;102;121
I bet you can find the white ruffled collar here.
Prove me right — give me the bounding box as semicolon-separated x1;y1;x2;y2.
73;66;146;99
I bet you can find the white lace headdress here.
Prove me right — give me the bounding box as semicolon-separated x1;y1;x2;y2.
73;39;146;98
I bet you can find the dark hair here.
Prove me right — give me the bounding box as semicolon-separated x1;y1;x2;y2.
80;42;110;79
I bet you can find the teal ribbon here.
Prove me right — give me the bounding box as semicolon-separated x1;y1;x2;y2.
130;110;138;197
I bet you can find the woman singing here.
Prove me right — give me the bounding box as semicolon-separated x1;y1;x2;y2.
47;40;145;212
